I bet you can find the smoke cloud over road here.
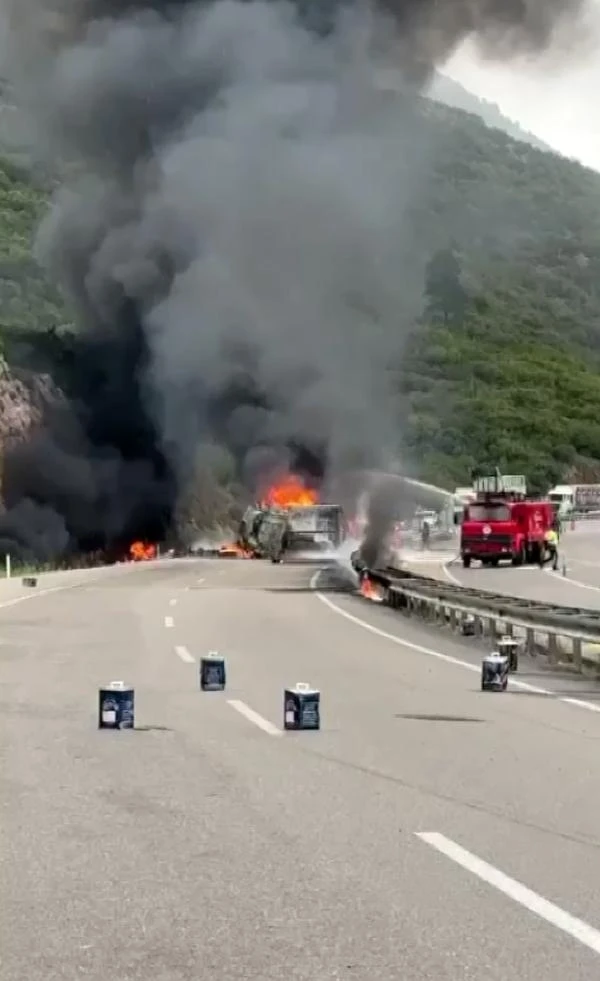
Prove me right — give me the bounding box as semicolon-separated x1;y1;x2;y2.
0;0;590;560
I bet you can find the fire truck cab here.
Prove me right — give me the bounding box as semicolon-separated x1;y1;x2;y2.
460;473;555;569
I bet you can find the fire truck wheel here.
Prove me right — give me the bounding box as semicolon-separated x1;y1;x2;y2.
490;558;499;567
462;556;471;568
511;546;525;567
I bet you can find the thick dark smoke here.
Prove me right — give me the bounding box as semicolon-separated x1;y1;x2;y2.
0;0;590;561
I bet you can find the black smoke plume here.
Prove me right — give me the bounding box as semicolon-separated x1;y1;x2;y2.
0;0;591;561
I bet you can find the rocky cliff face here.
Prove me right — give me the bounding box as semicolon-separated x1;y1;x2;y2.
0;360;64;503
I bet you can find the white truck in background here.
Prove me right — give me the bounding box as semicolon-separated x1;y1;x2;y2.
452;486;476;525
548;483;600;517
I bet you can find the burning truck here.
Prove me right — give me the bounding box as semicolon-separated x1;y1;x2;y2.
237;475;346;562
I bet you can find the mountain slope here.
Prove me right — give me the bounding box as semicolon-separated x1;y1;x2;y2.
0;87;599;514
426;73;554;154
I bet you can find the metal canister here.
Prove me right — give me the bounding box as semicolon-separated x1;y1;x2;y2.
481;653;509;692
497;636;519;673
98;681;135;729
200;652;226;691
461;614;476;636
284;682;320;731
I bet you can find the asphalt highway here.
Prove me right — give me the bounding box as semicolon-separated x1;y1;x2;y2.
403;522;600;610
3;557;600;979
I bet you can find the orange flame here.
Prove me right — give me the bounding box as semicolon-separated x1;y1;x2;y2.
218;542;254;558
261;475;318;508
129;541;157;561
359;576;384;603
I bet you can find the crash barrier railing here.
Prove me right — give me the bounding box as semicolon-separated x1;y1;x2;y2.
568;510;600;523
365;567;600;674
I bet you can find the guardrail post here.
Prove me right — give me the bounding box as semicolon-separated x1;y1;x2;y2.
547;632;559;665
525;627;535;656
367;567;600;678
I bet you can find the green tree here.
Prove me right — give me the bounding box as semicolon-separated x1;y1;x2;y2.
424;247;468;325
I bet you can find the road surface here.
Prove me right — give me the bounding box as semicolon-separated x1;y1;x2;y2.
403;522;600;610
2;557;600;980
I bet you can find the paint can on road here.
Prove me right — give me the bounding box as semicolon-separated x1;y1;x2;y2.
461;614;476;636
284;683;320;731
98;681;135;729
200;652;226;691
481;653;509;692
497;636;519;672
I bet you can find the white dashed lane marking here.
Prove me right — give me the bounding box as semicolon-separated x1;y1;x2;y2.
227;699;281;736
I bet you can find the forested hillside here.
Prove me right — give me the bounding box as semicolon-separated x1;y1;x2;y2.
1;91;600;497
399;97;600;493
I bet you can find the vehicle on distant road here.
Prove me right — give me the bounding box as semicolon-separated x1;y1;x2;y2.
548;482;600;517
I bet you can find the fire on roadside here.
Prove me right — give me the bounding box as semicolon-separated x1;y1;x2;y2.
359;575;385;603
129;541;157;561
261;474;318;508
217;542;254;558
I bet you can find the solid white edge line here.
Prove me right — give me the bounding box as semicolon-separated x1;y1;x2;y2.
445;555;600;596
546;569;600;594
175;645;195;663
442;562;464;586
164;616;174;628
310;570;600;714
0;581;80;611
227;699;281;737
416;832;600;956
561;697;600;713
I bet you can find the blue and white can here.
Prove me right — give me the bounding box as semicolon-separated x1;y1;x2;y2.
481;653;509;692
284;682;320;731
98;681;135;729
200;652;226;691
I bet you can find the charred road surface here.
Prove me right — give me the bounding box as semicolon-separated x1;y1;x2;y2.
3;558;600;980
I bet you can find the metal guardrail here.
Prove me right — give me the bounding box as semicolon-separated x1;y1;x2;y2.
362;566;600;672
373;568;600;635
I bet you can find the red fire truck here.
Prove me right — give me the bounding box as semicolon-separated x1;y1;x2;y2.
460;472;555;568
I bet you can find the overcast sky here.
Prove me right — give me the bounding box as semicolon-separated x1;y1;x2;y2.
441;10;600;172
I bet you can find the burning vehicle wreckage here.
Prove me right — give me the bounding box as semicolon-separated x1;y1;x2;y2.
195;476;348;563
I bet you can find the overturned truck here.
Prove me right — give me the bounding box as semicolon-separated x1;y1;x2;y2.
238;503;345;562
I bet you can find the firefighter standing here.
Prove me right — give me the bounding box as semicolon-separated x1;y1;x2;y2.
541;527;559;570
